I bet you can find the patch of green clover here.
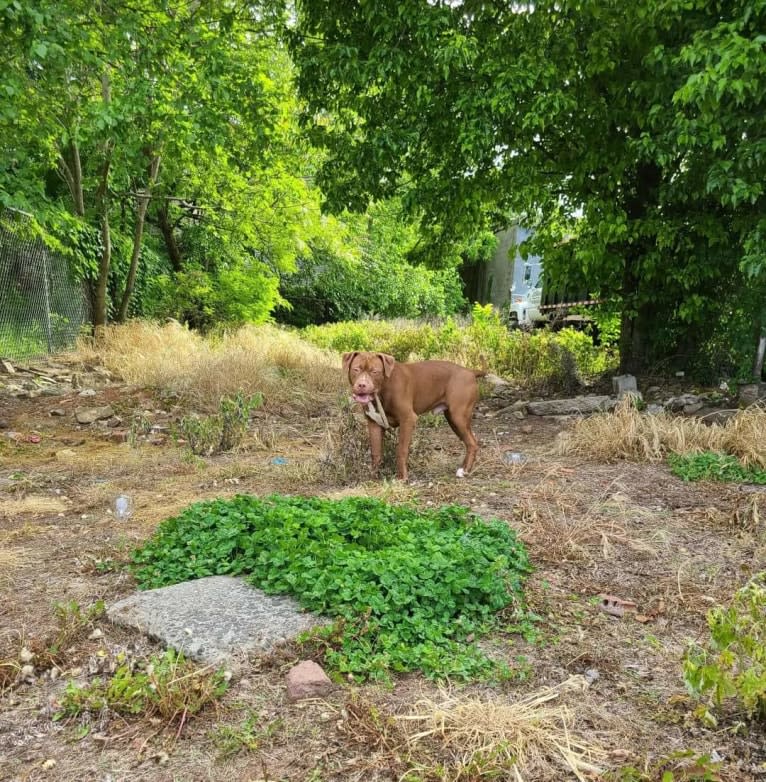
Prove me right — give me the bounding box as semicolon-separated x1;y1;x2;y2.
131;495;532;681
668;451;766;485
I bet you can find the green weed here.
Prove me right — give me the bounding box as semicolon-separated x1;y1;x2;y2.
668;452;766;485
211;713;283;759
175;391;263;455
131;495;531;681
605;750;722;781
57;648;228;725
684;572;766;723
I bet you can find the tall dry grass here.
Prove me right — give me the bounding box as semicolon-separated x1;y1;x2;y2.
558;399;766;468
76;321;343;409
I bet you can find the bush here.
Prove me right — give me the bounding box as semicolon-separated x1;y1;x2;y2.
684;573;766;722
303;305;618;388
131;495;531;681
57;648;229;724
174;391;263;455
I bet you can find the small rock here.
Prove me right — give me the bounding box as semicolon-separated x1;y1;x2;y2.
646;404;664;415
41;759;56;771
78;388;97;397
20;664;35;680
512;409;526;419
665;393;701;412
88;629;103;640
69;667;83;677
286;660;333;701
584;668;600;685
49;408;66;417
0;359;16;374
0;419;9;429
19;647;34;663
49;667;60;681
76;406;115;425
683;401;704;415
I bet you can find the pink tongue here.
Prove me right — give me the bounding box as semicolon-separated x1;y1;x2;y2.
353;393;372;404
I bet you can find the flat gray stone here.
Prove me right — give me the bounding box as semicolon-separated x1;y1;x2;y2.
108;576;328;666
76;405;114;424
527;395;617;416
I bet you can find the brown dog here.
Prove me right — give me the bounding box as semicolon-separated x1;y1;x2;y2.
343;351;485;481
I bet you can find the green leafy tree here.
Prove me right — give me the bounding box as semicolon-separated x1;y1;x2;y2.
1;0;296;326
290;0;764;373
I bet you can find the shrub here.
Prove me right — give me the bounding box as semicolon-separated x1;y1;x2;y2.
684;573;766;722
57;648;229;724
303;307;617;388
131;495;531;680
175;391;263;455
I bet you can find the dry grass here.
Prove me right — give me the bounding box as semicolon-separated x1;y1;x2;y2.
0;495;67;519
75;321;343;410
515;479;659;563
558;399;766;467
397;676;607;781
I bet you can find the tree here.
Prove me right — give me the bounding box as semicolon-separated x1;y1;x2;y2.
290;0;763;373
1;0;292;326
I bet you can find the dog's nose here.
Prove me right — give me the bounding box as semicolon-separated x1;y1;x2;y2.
355;380;371;392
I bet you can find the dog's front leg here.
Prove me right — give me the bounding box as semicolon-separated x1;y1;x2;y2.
395;414;417;482
366;418;384;478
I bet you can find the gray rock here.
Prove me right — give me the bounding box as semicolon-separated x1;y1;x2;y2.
108;576;328;666
76;405;115;424
740;383;766;407
683;401;704;415
646;386;661;397
645;404;664;415
527;396;616;416
512;409;526;419
78;388;97;397
49;408;66;417
665;393;702;412
612;374;637;395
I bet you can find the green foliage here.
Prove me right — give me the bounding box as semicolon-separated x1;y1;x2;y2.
131;495;532;680
211;713;283;759
303;312;617;389
291;0;766;374
174;392;262;456
57;649;229;722
668;452;766;485
605;750;722;782
684;573;766;722
48;600;105;659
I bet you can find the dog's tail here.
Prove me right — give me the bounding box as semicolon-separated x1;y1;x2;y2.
472;353;489;378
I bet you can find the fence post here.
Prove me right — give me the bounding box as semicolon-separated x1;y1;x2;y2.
42;250;53;353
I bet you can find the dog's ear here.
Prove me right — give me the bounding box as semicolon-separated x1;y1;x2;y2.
342;352;359;376
377;353;396;377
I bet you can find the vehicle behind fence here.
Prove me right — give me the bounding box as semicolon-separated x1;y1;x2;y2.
0;208;90;362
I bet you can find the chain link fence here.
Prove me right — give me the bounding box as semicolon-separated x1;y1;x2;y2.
0;207;90;362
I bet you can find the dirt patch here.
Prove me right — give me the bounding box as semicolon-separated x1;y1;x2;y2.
1;371;765;781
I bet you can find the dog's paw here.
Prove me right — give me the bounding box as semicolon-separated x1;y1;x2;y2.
456;467;465;478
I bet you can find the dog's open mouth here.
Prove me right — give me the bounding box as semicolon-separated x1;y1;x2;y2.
352;393;374;405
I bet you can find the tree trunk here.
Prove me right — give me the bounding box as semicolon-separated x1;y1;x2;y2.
158;200;183;272
117;154;161;322
618;251;647;374
57;139;86;218
93;71;114;330
754;299;766;380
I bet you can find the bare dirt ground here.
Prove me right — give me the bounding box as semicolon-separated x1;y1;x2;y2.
1;362;765;782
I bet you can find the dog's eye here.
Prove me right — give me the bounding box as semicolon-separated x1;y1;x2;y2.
369;368;381;375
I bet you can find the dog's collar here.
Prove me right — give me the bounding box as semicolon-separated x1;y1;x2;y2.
364;393;390;429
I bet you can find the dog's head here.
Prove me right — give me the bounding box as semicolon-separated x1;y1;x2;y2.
342;351;396;405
